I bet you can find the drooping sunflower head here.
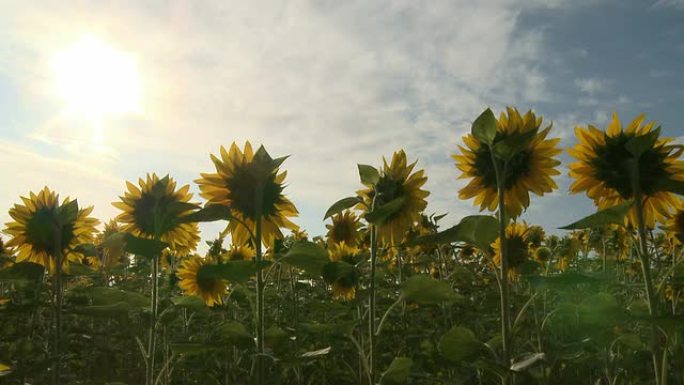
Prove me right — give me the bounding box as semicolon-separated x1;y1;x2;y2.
196;142;299;247
526;225;545;250
328;242;360;301
491;222;531;276
454;107;562;218
177;255;227;307
568;112;684;228
4;187;99;274
113;174;200;253
357;150;429;245
220;244;256;263
325;210;362;247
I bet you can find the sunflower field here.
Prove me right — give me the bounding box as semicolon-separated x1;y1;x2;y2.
2;108;684;385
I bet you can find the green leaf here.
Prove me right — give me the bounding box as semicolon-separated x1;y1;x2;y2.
280;241;329;277
198;260;267;283
300;346;331;358
0;262;44;281
654;177;684;196
409;215;498;252
527;272;602;289
438;326;484;363
57;199;79;226
510;352;545;372
401;275;460;305
265;326;289;349
365;197;406;225
578;292;620;328
321;261;356;284
492;128;538;161
559;200;633;230
124;234;168;258
299;321;357;337
214;322;254;349
177;204;231;223
358;164;380;186
471;108;497;145
324;197;361;219
73;302;131;317
380;357;413;385
169;343;214;356
170;296;207;311
86;287;149;307
626;126;661;157
73;243;97;257
64;263;96;276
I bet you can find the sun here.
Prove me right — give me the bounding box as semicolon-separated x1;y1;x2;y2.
51;35;142;117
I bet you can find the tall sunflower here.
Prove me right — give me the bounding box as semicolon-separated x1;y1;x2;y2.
177;255;226;307
569;112;684;228
113;174;200;252
195;142;299;247
328;242;360;301
325;210;362;247
4;187;99;273
491;222;532;277
454;107;561;217
357;150;429;245
96;219;126;269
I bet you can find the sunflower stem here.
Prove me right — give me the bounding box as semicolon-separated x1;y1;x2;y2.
368;195;379;385
146;252;160;385
631;162;664;385
51;226;63;385
254;188;265;385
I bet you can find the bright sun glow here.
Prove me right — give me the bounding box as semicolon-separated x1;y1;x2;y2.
51;36;142;117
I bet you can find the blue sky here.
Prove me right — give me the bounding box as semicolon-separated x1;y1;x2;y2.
1;0;683;250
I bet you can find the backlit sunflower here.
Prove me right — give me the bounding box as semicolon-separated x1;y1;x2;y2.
196;142;299;247
96;219;125;269
534;246;551;263
221;244;255;262
357;150;429;245
325;211;362;247
4;187;99;273
328;242;360;301
113;174;200;253
177;255;227;307
664;199;684;238
491;222;531;277
454;107;561;217
569;112;684;228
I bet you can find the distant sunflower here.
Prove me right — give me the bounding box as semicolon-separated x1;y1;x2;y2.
221;244;255;262
4;187;99;273
357;150;429;245
96;219;125;269
196;142;299;247
526;225;545;250
491;222;531;277
326;211;362;247
454;107;561;217
569;112;684;228
328;242;360;301
113;174;200;252
534;246;551;263
177;255;226;307
664;199;684;238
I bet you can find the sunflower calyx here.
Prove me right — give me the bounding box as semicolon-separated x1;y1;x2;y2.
471;108;497;146
626;127;661;158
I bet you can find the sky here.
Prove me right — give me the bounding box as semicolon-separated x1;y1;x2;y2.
1;0;683;252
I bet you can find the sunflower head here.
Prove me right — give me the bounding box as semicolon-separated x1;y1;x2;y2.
326;211;362;247
328;242;360;301
220;244;256;263
357;150;429;245
177;255;227;307
492;222;532;276
458;244;476;260
113;174;200;253
534;246;552;263
454;107;561;217
196;142;299;247
96;219;126;269
4;187;99;273
665;200;684;240
526;225;545;249
569;112;684;228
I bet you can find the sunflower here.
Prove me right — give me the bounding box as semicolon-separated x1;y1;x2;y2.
177;255;227;307
221;244;255;262
534;246;551;263
328;242;360;301
357;150;429;245
196;142;299;247
664;199;684;239
4;187;99;273
113;174;200;253
454;107;561;217
491;222;532;277
325;211;362;247
96;219;126;269
526;225;545;250
569;112;684;228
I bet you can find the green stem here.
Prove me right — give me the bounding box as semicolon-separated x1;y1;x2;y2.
254;188;265;385
368;221;378;385
52;227;63;385
146;252;160;385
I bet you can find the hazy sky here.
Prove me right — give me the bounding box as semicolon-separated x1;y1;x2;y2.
1;0;683;250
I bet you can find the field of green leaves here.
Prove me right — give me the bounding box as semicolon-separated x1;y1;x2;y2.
1;107;683;385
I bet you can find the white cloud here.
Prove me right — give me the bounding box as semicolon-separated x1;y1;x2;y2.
574;77;609;95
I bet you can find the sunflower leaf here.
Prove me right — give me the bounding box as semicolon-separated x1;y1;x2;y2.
626;126;661;157
321;261;357;284
438;326;485;363
324;197;361;219
280;241;329;277
74;243;97;257
492;128;538;161
214;321;254;349
198;260;268;283
57;199;79;226
380;357;413;385
0;262;45;281
654;177;684;196
358;164;380;186
365;197;406;225
401;275;461;305
472;108;497;145
408;215;498;252
559;200;633;230
122;234;168;259
178;204;231;223
510;352;545;372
